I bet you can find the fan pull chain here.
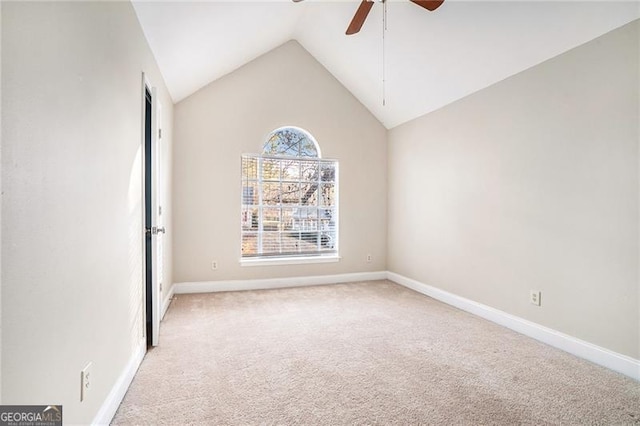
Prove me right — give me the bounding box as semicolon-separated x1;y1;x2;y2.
382;0;387;106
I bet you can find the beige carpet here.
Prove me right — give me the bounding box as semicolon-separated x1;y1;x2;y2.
112;281;640;425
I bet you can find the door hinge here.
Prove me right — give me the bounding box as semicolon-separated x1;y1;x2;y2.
158;128;162;139
158;206;162;216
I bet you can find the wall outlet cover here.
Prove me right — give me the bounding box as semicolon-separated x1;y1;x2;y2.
81;362;92;402
530;290;541;306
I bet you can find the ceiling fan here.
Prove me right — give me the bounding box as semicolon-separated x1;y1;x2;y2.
292;0;445;35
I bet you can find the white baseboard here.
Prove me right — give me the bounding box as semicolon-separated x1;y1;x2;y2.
173;271;387;294
92;339;146;425
117;269;638;418
161;284;175;320
387;271;640;381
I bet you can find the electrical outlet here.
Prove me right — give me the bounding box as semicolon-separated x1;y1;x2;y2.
530;290;541;306
366;254;372;263
211;260;218;271
81;362;92;402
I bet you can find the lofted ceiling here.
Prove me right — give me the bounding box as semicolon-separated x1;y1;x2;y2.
132;1;640;129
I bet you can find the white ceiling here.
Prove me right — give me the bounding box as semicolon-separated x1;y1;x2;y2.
132;1;640;129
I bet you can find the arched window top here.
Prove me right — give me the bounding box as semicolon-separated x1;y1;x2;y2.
262;126;321;158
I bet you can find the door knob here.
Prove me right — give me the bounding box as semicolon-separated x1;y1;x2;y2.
148;226;166;235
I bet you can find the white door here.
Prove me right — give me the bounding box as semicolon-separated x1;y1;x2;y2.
150;87;164;347
143;75;164;348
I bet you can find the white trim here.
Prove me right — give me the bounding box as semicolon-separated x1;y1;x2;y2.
240;255;340;267
161;283;175;320
387;271;640;381
91;340;146;425
173;271;387;294
139;72;149;354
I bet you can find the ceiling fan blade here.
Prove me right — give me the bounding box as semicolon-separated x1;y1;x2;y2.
410;0;445;11
346;0;375;35
292;0;304;2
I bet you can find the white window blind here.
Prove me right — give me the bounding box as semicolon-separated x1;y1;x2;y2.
241;127;338;259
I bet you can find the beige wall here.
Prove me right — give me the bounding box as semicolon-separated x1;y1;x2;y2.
1;2;173;423
173;41;387;283
388;21;639;359
0;0;3;404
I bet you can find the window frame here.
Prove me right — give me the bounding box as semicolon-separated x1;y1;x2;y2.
240;129;339;266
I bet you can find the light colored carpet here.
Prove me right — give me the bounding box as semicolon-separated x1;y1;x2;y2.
112;280;640;425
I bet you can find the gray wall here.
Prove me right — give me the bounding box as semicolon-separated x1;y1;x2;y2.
1;2;173;422
388;21;639;358
173;41;387;283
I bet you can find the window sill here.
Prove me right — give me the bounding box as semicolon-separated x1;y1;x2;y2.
240;255;341;267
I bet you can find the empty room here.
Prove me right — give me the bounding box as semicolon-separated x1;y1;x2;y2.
1;0;639;424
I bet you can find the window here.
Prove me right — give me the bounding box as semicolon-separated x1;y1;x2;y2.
241;127;338;262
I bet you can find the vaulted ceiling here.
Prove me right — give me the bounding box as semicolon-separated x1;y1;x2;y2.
132;1;640;129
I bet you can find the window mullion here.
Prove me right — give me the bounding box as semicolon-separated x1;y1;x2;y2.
257;157;264;255
297;159;302;253
279;174;283;255
316;159;321;252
